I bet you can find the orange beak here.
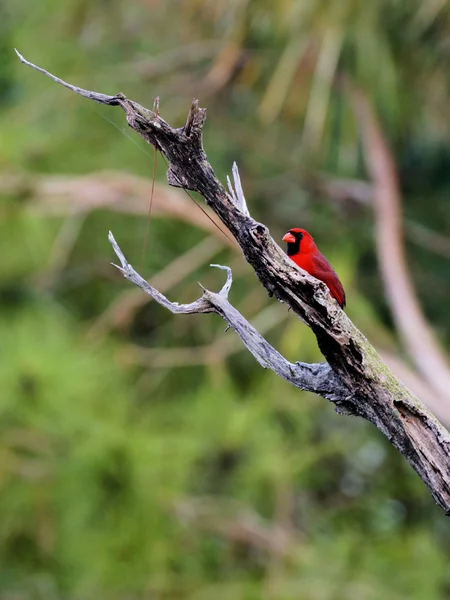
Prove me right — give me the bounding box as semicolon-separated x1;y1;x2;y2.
282;232;296;244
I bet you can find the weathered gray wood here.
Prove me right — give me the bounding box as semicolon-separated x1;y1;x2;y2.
17;51;450;513
109;232;347;401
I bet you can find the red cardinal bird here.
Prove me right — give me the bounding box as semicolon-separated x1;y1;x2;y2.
282;228;346;308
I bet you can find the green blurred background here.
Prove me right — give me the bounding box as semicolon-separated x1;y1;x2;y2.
2;1;450;598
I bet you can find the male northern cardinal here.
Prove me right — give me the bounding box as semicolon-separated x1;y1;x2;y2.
282;228;346;308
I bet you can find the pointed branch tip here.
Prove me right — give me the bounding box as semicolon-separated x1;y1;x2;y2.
110;262;127;275
108;231;129;270
15;49;119;105
210;264;233;297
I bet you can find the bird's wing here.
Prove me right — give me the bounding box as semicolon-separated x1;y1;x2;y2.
311;253;346;308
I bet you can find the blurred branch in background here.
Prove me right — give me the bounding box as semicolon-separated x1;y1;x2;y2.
313;175;450;259
108;230;347;400
350;85;450;404
1;171;232;244
203;41;248;96
36;212;86;291
109;201;450;511
127;40;225;81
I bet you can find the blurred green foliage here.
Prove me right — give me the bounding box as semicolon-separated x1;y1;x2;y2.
1;0;450;598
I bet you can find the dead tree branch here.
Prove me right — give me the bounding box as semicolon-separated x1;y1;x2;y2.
108;231;343;399
16;50;450;514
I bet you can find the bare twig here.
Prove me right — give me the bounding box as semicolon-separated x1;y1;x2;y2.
129;41;225;80
15;49;121;106
89;235;224;337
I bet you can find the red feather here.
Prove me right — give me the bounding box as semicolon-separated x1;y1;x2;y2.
282;228;346;309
